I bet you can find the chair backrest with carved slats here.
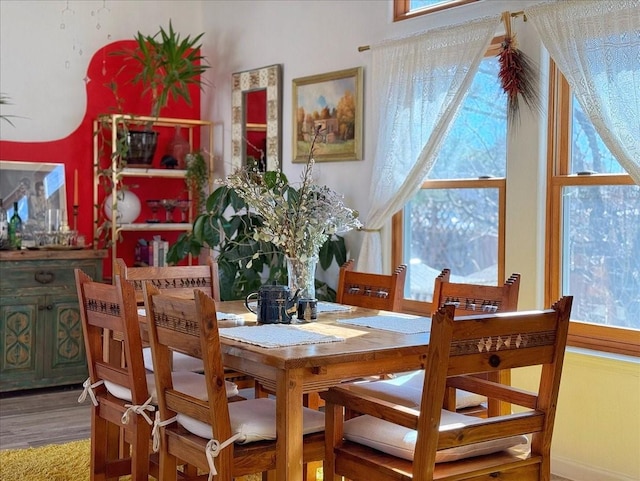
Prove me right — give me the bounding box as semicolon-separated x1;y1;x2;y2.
337;259;407;311
414;297;573;477
115;257;220;305
75;270;148;406
432;268;521;315
432;268;521;416
143;284;235;474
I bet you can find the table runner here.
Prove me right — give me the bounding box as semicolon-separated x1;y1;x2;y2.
337;315;431;334
246;301;352;314
317;302;352;313
137;308;243;321
219;324;344;348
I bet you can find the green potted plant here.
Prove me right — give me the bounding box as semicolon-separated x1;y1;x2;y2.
166;185;348;301
116;20;209;166
184;150;208;211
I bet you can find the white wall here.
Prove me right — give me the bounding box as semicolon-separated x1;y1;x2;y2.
201;0;545;294
2;1;638;479
0;0;204;141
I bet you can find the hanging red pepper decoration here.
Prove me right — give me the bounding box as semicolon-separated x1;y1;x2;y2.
498;11;542;128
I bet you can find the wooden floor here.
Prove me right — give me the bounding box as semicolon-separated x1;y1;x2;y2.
0;384;575;480
0;384;90;450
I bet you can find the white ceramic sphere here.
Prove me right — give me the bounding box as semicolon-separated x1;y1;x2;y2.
104;190;141;224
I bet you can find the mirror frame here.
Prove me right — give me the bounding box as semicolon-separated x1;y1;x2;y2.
231;64;282;171
0;160;68;240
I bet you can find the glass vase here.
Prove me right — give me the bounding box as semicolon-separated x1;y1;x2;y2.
163;125;190;169
286;255;318;299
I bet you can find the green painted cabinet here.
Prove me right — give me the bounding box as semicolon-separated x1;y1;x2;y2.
0;249;107;392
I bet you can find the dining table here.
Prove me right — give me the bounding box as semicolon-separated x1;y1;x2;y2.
207;299;433;481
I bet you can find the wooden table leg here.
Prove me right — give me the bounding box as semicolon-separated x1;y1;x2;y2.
276;368;304;480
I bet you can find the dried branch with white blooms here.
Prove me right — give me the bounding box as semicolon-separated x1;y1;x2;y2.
219;126;362;262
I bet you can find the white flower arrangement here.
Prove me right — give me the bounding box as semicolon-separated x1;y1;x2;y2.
220;128;361;261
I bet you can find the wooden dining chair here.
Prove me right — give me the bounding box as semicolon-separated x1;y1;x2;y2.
114;257;220;306
143;284;326;480
347;268;522;417
321;296;573;481
336;259;407;311
74;269;155;480
114;257;217;373
75;270;228;480
115;257;253;390
436;268;521;415
432;268;521;315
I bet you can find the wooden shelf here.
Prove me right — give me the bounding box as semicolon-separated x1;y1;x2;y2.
93;115;213;276
116;222;192;232
120;168;188;178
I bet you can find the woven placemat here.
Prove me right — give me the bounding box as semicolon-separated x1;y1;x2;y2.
219;324;344;348
337;315;431;334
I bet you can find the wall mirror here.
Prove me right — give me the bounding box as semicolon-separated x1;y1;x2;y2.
0;160;67;240
231;64;282;171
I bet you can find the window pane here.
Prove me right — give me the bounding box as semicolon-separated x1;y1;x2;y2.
404;188;499;301
410;0;450;8
428;56;506;180
562;185;640;329
571;99;626;174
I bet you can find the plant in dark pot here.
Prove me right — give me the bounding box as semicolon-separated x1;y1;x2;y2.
116;21;209;167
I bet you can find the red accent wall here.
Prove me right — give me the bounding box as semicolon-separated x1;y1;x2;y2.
0;40;202;275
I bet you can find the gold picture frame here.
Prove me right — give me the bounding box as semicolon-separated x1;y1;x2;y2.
292;67;363;163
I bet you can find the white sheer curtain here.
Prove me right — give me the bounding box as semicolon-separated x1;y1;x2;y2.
527;0;640;185
358;16;500;273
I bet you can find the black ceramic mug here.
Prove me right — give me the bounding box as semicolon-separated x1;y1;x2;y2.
297;298;318;321
245;284;299;324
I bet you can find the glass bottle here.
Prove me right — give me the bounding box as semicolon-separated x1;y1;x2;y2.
0;199;8;249
8;201;23;250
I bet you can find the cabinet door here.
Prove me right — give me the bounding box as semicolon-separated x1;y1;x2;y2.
42;294;88;382
0;295;43;391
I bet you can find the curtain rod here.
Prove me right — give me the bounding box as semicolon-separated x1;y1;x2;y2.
357;10;526;52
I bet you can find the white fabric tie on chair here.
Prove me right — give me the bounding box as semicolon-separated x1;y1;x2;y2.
152;412;178;452
205;433;244;480
121;396;155;426
77;377;104;406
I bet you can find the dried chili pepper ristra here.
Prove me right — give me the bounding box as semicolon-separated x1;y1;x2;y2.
498;11;542;128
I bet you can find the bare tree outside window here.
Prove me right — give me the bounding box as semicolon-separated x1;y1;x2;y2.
402;56;506;301
562;100;640;330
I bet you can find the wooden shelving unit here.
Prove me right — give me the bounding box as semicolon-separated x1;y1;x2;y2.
93;114;213;277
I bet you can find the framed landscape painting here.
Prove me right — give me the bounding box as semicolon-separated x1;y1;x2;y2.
292;67;363;162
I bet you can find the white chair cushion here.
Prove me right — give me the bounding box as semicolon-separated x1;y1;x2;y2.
143;346;204;373
349;370;487;410
343;409;529;463
104;371;238;403
177;398;324;444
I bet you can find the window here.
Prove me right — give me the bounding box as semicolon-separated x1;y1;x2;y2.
394;0;479;22
392;42;507;314
547;65;639;356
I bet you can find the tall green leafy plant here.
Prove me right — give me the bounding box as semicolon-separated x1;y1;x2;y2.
116;20;209;123
167;185;348;301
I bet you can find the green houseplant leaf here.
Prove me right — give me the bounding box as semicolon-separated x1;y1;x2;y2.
167;184;348;301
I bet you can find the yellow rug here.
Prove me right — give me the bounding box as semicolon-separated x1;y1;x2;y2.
0;439;275;481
